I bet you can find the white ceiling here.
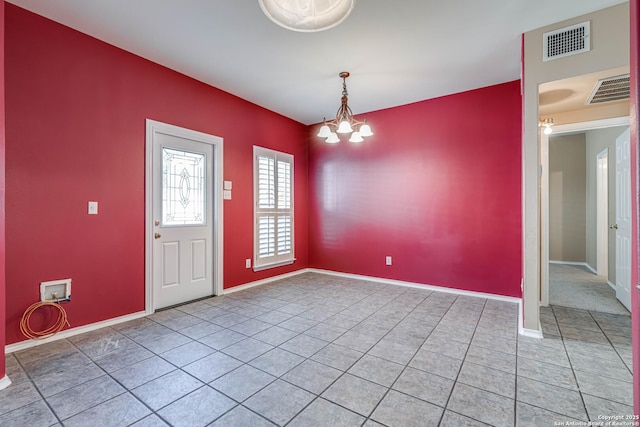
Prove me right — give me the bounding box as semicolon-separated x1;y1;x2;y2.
6;0;629;125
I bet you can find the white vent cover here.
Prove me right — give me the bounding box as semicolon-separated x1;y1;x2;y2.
543;21;590;62
586;74;630;105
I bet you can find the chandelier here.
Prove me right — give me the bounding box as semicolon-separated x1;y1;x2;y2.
258;0;356;32
540;117;554;135
317;72;373;143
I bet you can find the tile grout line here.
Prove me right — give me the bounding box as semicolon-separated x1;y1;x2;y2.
550;305;591;422
280;284;434;426
9;275;630;427
587;309;634;376
434;297;490;426
9;346;65;426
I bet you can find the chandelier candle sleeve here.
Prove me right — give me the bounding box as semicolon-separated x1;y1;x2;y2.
317;72;373;143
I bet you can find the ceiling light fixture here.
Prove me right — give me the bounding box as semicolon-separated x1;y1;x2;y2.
540;118;554;135
317;72;373;144
258;0;356;32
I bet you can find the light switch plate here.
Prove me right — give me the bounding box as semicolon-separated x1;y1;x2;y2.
385;256;392;266
224;181;233;190
88;201;98;215
223;190;232;200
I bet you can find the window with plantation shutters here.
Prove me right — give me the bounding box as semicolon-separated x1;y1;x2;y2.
253;146;294;270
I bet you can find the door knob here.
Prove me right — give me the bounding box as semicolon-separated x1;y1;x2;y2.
154;232;162;239
609;224;618;230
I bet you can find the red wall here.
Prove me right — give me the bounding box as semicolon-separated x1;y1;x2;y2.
0;0;6;377
4;5;309;345
631;0;640;415
309;81;523;297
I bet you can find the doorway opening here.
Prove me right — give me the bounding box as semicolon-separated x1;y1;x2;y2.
540;117;630;315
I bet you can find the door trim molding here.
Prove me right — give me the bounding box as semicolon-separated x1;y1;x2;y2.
596;147;609;277
145;119;224;314
540;116;630;307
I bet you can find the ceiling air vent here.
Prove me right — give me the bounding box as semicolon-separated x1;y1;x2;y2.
586;74;630;105
543;21;590;62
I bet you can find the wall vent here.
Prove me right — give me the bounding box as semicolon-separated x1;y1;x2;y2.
586;74;630;105
543;21;590;62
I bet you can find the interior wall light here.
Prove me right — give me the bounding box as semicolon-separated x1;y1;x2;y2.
317;72;373;144
540;118;554;135
258;0;356;32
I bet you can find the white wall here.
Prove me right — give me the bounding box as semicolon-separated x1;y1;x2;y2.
549;133;587;263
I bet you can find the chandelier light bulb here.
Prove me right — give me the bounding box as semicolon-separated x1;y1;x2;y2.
540;117;553;135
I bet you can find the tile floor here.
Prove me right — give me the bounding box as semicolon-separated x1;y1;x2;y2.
0;273;634;426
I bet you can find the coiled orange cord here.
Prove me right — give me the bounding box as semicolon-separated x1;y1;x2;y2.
20;301;70;340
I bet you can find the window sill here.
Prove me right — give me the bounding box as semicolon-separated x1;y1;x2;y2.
253;259;295;272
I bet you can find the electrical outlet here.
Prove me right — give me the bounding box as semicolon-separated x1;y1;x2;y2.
245;259;251;268
385;256;392;266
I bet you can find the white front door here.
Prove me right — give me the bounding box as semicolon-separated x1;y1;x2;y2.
615;127;632;311
148;121;220;310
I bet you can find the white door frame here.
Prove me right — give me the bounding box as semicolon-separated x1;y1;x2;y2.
540;116;629;307
596;148;608;277
145;119;224;314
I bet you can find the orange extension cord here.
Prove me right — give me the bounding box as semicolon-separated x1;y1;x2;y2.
20;301;70;340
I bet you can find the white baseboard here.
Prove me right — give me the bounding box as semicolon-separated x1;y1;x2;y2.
520;326;544;339
313;269;538;338
0;375;11;390
223;269;310;295
5;268;528;353
518;299;543;339
5;311;147;354
607;280;616;291
307;268;522;304
549;260;598;274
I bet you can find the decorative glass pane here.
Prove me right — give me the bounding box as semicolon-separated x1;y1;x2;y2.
163;148;206;225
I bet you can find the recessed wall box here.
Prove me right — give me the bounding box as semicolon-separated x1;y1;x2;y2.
40;279;72;302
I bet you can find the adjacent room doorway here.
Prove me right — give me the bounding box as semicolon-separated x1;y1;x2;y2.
540;117;631;313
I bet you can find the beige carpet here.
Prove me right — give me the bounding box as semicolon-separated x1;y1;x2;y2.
550;263;630;315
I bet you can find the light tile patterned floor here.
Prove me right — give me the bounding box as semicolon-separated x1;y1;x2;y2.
1;273;633;426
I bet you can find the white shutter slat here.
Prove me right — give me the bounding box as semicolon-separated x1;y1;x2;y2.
258;156;275;209
257;215;275;258
254;147;294;268
277;215;291;254
277;160;291;209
